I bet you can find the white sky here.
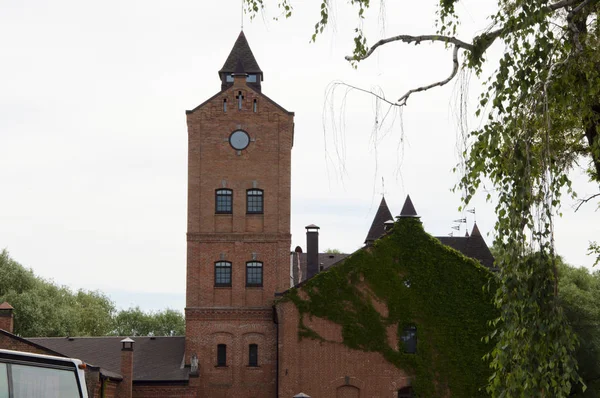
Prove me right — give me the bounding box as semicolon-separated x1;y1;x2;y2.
1;0;598;311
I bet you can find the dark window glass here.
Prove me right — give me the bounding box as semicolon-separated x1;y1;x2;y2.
398;386;413;398
246;189;263;214
253;99;257;112
248;344;258;367
223;98;227;112
215;189;232;214
246;261;263;287
401;326;417;354
217;344;227;367
215;261;232;287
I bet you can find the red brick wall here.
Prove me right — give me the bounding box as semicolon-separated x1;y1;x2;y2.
185;307;276;397
0;313;13;334
0;334;54;355
277;301;412;397
184;75;293;397
132;385;197;398
117;349;133;398
185;76;294;309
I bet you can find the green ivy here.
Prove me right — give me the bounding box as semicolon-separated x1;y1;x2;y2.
280;218;498;397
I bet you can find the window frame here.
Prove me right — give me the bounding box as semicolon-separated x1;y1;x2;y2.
216;344;227;367
401;325;417;354
246;189;264;214
248;344;258;367
215;189;233;214
245;261;263;287
214;261;232;287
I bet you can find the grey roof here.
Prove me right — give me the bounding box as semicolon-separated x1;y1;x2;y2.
219;31;262;76
365;197;393;244
298;252;350;271
28;336;188;382
436;224;495;269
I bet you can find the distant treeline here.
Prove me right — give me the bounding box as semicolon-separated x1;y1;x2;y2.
0;249;184;337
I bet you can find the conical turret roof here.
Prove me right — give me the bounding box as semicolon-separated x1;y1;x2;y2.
219;31;263;76
399;195;418;217
365;197;394;244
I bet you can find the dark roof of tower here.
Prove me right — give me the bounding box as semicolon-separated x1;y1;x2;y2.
219;31;262;76
399;195;418;217
365;197;394;243
471;223;482;237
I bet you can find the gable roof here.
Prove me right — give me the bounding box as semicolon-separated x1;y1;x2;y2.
219;31;262;76
28;336;188;382
365;197;394;244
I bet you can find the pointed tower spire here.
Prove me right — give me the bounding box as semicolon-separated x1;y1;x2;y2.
219;31;263;91
471;223;481;237
399;195;418;218
365;197;394;245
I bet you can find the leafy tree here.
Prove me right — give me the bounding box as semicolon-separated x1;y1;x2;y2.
112;306;185;336
246;0;600;396
0;249;184;337
559;261;600;397
324;248;342;254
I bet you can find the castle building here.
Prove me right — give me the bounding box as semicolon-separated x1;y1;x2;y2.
0;32;496;398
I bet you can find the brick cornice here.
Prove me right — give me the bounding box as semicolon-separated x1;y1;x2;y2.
187;233;291;242
185;307;273;321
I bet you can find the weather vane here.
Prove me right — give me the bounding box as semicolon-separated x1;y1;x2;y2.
241;0;244;30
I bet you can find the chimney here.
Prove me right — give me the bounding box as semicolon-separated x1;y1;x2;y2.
306;224;320;280
0;302;14;333
118;337;135;398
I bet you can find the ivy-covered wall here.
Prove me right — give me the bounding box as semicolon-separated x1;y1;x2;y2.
280;217;498;397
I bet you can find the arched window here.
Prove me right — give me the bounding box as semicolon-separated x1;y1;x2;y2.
248;344;258;367
246;189;263;214
246;261;263;287
214;261;232;287
215;189;232;214
401;325;417;354
217;344;227;367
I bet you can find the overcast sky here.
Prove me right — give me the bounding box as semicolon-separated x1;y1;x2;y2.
1;0;598;312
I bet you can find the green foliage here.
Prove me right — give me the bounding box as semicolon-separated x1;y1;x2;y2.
558;262;600;397
324;248;342;254
0;249;184;337
112;307;185;337
281;218;497;397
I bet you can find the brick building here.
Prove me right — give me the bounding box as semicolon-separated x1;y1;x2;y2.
0;31;495;397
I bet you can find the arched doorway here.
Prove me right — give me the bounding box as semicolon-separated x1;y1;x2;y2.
336;385;360;398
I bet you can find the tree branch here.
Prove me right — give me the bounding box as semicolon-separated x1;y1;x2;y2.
397;45;460;106
345;34;473;62
574;192;600;212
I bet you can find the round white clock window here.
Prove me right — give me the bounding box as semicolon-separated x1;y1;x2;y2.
229;130;250;150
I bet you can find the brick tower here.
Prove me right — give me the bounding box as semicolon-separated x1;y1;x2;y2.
184;31;294;397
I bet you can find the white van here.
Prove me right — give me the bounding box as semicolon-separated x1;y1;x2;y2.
0;348;88;398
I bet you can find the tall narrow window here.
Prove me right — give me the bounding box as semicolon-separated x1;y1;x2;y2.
248;344;258;367
215;189;232;214
401;326;417;354
217;344;227;367
237;91;244;110
246;261;263;287
223;98;227;112
246;189;263;214
253;99;257;112
215;261;232;287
